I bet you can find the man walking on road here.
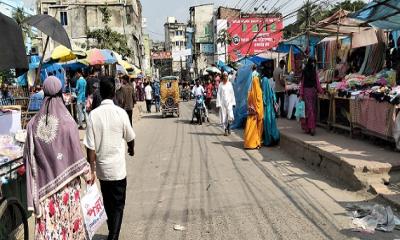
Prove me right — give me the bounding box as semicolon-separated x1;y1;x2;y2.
121;75;136;125
153;80;161;112
84;77;135;240
75;70;87;129
144;82;153;113
217;72;236;136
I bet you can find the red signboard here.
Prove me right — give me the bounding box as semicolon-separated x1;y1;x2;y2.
228;17;283;61
151;51;172;60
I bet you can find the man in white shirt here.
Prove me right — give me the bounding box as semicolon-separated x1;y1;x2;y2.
84;77;135;240
144;82;153;113
191;80;209;122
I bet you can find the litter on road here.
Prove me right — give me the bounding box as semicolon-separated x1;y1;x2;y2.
347;204;400;233
173;224;186;231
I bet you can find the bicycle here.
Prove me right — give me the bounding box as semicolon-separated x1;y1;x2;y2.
0;157;29;240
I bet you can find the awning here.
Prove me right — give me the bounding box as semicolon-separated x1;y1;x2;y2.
315;9;371;35
350;0;400;30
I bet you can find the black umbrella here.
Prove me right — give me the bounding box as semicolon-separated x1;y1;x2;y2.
24;14;71;49
0;12;28;76
24;14;71;84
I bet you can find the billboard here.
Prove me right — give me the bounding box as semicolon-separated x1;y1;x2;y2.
151;51;172;60
227;17;283;61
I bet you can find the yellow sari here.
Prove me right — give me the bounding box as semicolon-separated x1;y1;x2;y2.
244;74;264;149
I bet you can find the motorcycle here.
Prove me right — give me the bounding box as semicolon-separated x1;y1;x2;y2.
181;89;190;102
191;95;206;125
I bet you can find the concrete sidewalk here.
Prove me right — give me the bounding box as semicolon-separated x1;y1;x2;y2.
278;119;400;205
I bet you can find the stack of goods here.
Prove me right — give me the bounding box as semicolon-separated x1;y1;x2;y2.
0;135;23;166
325;69;399;104
318;69;335;83
286;83;299;95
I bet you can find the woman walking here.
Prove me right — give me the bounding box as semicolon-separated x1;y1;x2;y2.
299;58;323;136
24;76;90;239
244;65;264;149
261;76;280;146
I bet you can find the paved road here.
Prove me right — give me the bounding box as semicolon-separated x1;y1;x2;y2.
94;101;400;240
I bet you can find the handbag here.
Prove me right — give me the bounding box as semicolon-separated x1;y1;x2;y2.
81;184;107;239
294;100;306;121
248;105;257;115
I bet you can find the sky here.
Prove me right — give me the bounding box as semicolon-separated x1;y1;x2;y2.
142;0;305;41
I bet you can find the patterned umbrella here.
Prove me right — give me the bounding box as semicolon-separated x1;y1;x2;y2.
85;49;117;65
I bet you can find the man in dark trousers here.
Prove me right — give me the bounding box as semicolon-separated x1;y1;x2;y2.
121;75;136;125
84;77;135;240
273;60;287;117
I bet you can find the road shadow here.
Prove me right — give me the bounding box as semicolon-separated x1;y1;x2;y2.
92;234;108;240
188;132;221;137
142;114;179;120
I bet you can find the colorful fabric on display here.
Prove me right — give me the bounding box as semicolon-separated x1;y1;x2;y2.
350;98;397;137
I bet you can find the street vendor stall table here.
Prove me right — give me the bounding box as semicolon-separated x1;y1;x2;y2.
0;106;29;239
350;97;400;142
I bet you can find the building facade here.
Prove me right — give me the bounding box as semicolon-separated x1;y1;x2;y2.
164;17;187;78
215;7;241;63
37;0;144;68
142;33;153;77
189;4;214;78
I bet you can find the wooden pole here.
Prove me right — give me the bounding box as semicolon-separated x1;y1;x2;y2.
36;36;50;86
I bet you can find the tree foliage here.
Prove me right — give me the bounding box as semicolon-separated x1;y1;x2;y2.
284;0;366;39
87;26;132;57
87;5;132;57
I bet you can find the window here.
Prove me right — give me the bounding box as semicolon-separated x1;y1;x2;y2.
263;24;267;32
252;24;259;32
242;24;247;32
176;41;179;46
180;41;184;46
60;11;68;26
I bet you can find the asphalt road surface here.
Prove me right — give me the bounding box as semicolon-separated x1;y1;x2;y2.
94;101;400;240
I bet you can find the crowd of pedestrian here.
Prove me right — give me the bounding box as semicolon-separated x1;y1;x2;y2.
16;56;322;240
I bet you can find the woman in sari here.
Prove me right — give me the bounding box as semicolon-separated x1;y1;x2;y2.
299;58;324;136
244;65;264;149
262;76;280;146
24;76;90;239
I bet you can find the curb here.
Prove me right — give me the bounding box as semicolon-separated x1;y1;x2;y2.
279;132;364;190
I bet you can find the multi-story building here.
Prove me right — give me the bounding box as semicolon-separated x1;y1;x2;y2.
142;33;153;77
215;7;241;63
164;17;186;78
189;3;214;77
0;0;36;53
151;41;172;78
37;0;144;68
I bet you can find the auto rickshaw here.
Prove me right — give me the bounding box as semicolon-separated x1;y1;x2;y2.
160;76;180;118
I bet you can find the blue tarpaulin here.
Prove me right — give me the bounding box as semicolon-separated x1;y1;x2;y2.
276;43;303;55
231;62;254;129
217;60;234;73
351;0;400;30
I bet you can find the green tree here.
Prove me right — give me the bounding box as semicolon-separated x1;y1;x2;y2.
296;0;324;32
324;0;366;17
87;5;132;57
